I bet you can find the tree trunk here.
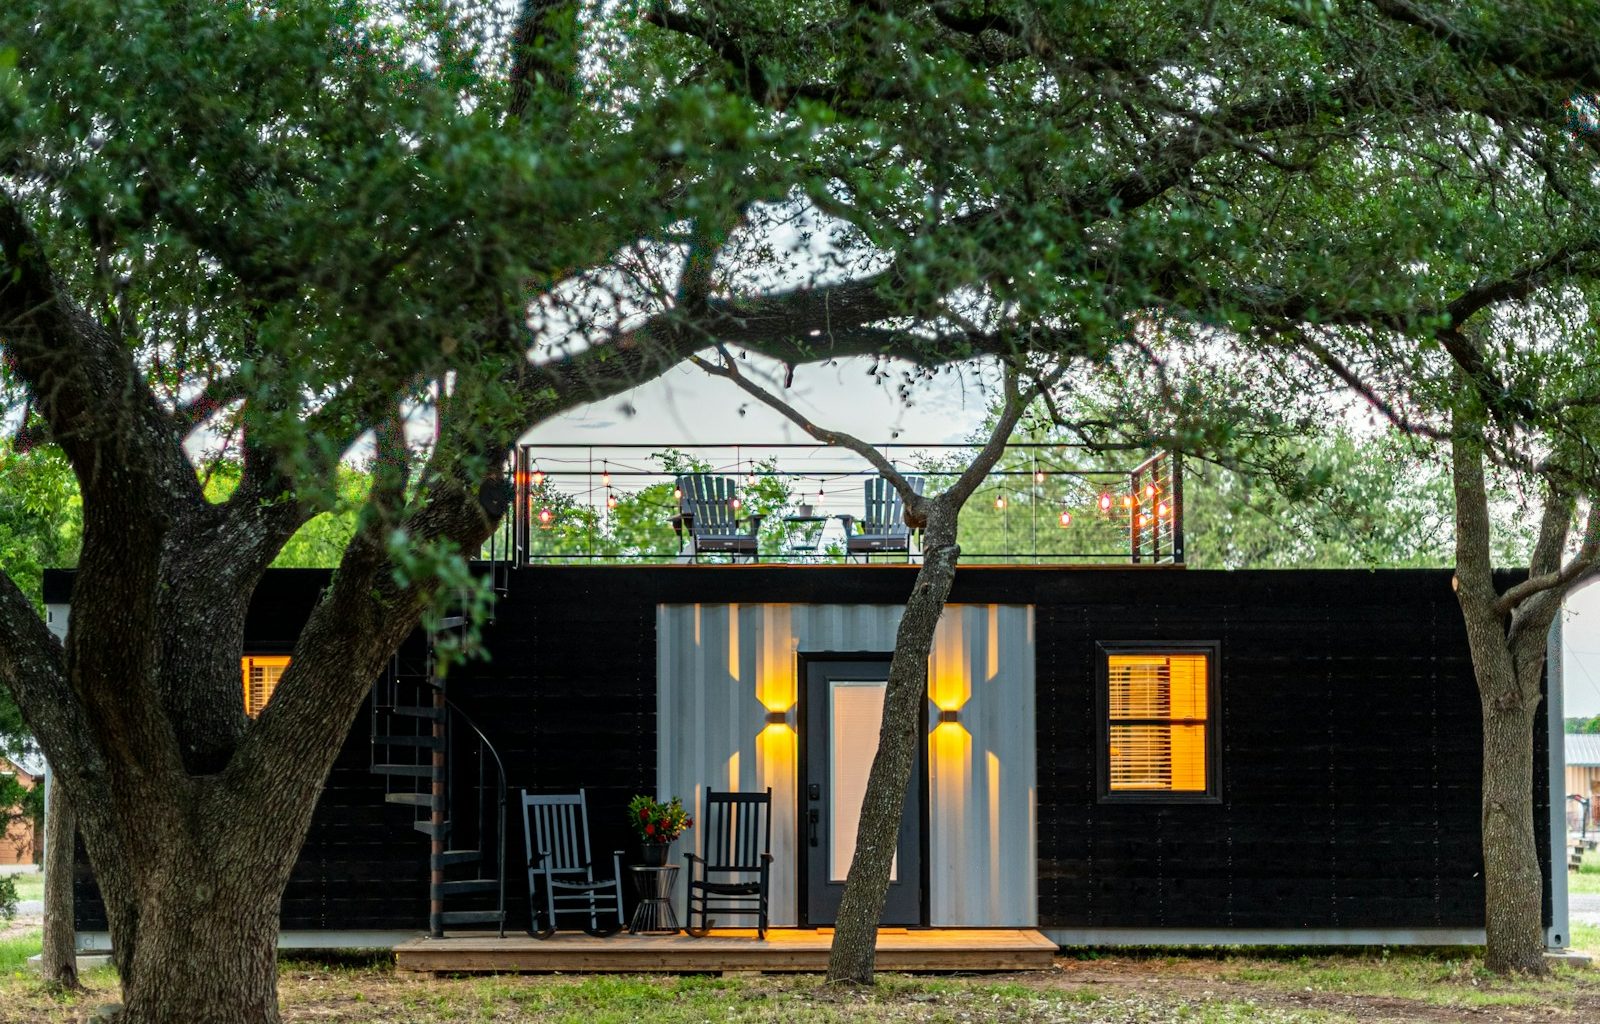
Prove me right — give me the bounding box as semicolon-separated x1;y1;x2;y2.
1479;675;1546;974
827;512;959;984
40;773;78;990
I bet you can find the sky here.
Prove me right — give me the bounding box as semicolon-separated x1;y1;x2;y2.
1566;584;1600;719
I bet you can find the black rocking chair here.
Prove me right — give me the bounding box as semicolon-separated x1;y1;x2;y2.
685;788;773;938
838;475;925;561
674;474;764;562
520;789;625;938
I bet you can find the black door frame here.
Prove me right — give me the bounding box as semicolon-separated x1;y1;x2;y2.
796;651;930;928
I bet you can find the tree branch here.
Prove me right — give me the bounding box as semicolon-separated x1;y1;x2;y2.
1496;496;1600;615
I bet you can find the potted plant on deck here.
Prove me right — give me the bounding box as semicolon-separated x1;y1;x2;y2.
628;794;692;866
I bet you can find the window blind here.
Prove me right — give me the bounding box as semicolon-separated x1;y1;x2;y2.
242;656;290;718
1107;652;1208;792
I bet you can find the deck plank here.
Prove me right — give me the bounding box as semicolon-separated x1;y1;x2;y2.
395;928;1057;974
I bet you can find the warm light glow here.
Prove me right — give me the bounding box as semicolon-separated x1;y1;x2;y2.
241;655;289;717
994;495;1005;510
532;470;546;485
746;473;756;485
673;486;683;500
1145;483;1156;499
930;614;970;712
1122;495;1134;509
730;497;742;510
1034;470;1046;483
1157;501;1169;518
606;492;617;509
602;463;610;486
538;507;554;527
1107;652;1209;793
1098;492;1112;513
1058;510;1072;528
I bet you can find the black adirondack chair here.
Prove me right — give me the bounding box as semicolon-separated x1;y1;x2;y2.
674;474;764;562
520;790;625;938
838;475;925;561
685;788;773;938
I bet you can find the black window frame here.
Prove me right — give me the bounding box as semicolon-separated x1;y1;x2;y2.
1095;640;1221;804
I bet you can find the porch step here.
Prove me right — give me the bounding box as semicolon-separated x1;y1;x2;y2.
373;764;434;778
374;734;444;749
438;910;506;927
385;792;439;808
436;849;482;868
435;879;500;897
391;706;445;721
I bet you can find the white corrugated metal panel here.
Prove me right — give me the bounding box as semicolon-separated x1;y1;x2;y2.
657;603;1036;928
1567;733;1600;766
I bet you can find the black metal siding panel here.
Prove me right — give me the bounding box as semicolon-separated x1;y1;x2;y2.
65;564;1549;937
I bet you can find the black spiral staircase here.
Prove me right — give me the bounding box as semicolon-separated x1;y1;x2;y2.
370;617;510;938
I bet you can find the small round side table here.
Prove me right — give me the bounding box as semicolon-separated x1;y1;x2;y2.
627;864;681;934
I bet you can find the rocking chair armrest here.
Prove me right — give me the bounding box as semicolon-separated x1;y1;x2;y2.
760;852;774;864
746;513;765;533
528;849;549;868
837;514;858;534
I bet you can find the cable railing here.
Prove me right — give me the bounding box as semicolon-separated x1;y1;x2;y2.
492;442;1183;566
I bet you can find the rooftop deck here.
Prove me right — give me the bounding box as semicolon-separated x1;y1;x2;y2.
496;442;1182;567
395;928;1058;974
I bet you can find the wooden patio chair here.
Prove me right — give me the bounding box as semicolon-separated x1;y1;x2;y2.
838;475;925;561
674;474;764;562
520;789;625;938
685;788;773;938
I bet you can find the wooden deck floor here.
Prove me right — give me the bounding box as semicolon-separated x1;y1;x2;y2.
395;928;1058;974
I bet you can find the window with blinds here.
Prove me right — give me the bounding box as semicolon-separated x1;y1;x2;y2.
242;655;289;718
1103;648;1214;798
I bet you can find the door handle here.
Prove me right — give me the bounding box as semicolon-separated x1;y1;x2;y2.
807;809;819;847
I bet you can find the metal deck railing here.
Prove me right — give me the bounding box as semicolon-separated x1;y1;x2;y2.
489;442;1182;566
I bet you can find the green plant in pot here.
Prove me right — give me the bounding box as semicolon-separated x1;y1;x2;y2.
628;794;692;866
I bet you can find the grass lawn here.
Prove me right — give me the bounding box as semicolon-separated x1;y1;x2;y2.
0;935;1596;1024
6;871;43;905
1570;858;1600;895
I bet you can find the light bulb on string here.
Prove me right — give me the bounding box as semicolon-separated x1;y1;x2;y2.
1145;482;1156;499
1122;495;1134;509
532;467;546;486
673;486;682;500
730;496;742;511
1098;492;1112;513
606;491;617;510
601;461;610;487
1058;509;1072;528
995;495;1006;510
538;507;553;527
1157;501;1169;518
1035;469;1046;484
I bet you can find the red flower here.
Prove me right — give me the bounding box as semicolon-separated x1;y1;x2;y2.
639;808;649;820
645;823;655;835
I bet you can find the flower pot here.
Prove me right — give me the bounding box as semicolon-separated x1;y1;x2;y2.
641;842;670;867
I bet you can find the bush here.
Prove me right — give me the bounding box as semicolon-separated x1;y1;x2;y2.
0;873;16;922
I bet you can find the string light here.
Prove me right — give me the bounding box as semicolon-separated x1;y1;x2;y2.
1058;509;1072;528
1035;469;1046;484
1145;483;1156;499
1098;492;1113;513
1157;500;1169;518
601;460;610;487
673;486;682;500
606;491;617;510
537;507;554;527
730;496;742;511
994;495;1006;510
1122;495;1134;509
532;467;546;486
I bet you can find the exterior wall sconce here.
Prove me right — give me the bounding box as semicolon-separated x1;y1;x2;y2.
937;708;960;725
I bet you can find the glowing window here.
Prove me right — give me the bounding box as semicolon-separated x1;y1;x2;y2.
242;655;289;718
1101;647;1216;800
